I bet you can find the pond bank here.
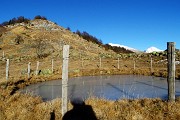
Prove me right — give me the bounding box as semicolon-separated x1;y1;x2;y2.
1;68;180;120
21;75;180;101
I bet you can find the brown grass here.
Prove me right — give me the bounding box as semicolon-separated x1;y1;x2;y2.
1;92;180;120
0;59;180;120
1;20;180;120
0;57;180;120
0;66;180;120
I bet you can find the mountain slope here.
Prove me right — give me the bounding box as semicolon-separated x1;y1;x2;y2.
0;19;117;61
145;47;163;53
0;25;6;35
108;43;141;53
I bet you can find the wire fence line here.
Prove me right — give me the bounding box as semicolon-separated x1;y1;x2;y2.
0;56;179;80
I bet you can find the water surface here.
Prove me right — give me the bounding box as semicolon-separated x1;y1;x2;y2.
21;75;180;101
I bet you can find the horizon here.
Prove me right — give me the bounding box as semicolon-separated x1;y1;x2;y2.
0;0;180;51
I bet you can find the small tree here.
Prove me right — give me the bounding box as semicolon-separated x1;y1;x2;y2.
76;30;81;36
34;15;47;20
1;21;9;26
17;16;25;23
11;18;17;24
35;39;47;58
15;35;24;45
66;27;71;31
1;16;30;26
41;16;47;20
34;15;42;19
31;39;47;58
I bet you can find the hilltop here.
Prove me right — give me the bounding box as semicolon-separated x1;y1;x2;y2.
0;17;135;62
0;17;180;80
0;25;6;35
0;20;103;60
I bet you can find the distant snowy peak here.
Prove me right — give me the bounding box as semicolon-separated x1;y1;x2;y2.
145;47;163;53
108;43;140;52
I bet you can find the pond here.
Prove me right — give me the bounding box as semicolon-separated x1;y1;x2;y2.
20;75;180;101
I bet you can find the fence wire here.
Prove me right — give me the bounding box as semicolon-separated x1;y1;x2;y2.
1;56;179;80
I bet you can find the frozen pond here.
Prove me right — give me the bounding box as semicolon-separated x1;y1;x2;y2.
20;75;180;101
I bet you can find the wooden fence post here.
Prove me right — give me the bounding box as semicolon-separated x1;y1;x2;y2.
99;57;102;68
81;58;84;68
28;62;31;78
133;59;136;70
3;51;5;58
36;61;40;75
118;58;120;69
6;59;9;80
52;59;54;73
62;45;69;116
79;50;82;69
150;57;153;73
167;42;176;102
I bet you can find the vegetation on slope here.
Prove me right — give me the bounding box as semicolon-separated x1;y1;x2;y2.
1;15;134;54
1;91;180;120
75;30;133;53
0;15;180;120
0;15;47;26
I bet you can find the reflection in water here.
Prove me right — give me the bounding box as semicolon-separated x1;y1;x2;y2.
20;75;180;101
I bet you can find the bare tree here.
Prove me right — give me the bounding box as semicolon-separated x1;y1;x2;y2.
36;39;47;58
15;35;24;45
31;39;47;58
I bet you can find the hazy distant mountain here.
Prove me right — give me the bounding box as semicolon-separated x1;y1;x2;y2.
145;47;163;53
108;43;141;53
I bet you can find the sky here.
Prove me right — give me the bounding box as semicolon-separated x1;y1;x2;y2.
0;0;180;51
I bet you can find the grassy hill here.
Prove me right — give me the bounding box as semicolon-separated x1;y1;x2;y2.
0;19;114;60
0;18;180;80
1;17;180;120
0;18;142;80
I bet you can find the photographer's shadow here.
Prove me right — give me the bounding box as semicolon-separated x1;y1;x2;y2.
62;98;97;120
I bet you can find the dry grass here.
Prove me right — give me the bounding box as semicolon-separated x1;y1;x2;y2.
1;92;180;120
0;93;42;120
0;61;180;120
86;97;180;120
1;20;180;119
0;55;180;120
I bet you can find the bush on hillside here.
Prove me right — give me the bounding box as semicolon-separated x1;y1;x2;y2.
0;15;48;26
0;16;30;26
1;21;9;26
31;39;48;58
15;35;24;45
75;30;134;54
34;15;47;20
75;30;103;46
66;27;71;31
103;44;133;53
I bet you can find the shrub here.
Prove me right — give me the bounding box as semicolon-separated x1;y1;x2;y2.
66;27;71;31
0;16;30;26
32;39;47;58
34;15;47;20
103;44;133;53
15;35;24;45
40;69;52;75
75;30;102;46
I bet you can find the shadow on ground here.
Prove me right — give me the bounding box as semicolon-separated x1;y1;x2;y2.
62;98;97;120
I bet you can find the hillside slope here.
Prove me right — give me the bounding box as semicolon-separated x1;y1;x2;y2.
0;19;117;61
0;25;6;35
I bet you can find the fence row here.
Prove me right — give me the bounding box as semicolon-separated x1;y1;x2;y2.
1;56;180;80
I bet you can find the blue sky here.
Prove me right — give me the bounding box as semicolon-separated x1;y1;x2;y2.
0;0;180;51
